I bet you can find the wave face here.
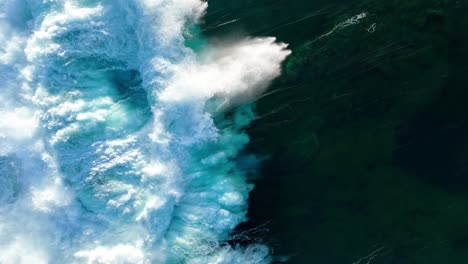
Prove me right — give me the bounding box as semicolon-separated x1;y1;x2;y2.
0;0;290;263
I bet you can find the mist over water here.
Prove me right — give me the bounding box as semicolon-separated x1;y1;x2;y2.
0;1;290;263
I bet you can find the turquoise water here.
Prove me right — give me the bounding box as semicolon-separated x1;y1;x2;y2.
0;1;289;263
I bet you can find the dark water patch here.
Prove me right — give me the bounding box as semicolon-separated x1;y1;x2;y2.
110;69;152;130
395;5;468;191
111;69;147;107
206;0;468;263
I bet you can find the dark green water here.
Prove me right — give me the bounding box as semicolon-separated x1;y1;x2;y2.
204;0;468;263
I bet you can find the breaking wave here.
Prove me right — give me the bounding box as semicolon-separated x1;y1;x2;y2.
0;1;290;263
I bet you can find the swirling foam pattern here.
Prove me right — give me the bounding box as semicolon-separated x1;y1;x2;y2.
0;1;290;263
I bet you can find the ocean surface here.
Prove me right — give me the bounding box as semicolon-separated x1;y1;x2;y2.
202;0;468;263
1;0;468;263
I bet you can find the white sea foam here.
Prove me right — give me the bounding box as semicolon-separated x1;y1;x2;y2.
0;1;290;263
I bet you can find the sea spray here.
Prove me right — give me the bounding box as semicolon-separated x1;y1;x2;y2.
0;1;290;263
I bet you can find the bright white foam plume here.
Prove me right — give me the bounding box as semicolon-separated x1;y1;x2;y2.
0;1;290;263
